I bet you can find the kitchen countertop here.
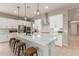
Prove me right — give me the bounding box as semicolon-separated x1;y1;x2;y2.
16;33;56;46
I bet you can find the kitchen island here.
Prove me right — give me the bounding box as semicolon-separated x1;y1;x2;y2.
16;33;56;56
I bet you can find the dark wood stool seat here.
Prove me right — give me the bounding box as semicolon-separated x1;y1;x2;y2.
24;47;38;56
15;42;26;56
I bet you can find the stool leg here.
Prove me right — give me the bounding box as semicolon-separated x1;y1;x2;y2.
9;41;11;47
11;43;13;51
22;46;24;55
17;47;20;56
36;52;38;56
24;52;26;56
30;53;33;56
15;46;17;55
13;43;15;53
14;45;17;55
24;45;26;49
22;45;26;56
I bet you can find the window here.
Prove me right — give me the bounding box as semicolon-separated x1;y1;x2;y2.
49;14;63;31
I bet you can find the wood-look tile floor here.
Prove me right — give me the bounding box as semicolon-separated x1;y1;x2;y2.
0;42;14;56
0;34;79;56
55;34;79;56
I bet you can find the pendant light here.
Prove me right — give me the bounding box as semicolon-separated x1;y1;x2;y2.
36;3;40;15
17;6;20;33
24;3;27;20
17;6;20;19
23;3;40;21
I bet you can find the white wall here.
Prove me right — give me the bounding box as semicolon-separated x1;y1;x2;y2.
71;23;77;34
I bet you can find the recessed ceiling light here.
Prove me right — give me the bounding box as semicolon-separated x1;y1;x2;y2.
45;6;48;9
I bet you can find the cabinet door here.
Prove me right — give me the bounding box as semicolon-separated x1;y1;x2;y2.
7;19;18;28
0;17;8;28
0;30;8;42
55;35;63;47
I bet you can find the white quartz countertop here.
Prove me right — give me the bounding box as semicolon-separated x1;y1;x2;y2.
16;33;56;46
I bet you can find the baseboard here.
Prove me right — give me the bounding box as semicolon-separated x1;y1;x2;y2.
63;43;69;47
55;43;69;48
0;41;9;43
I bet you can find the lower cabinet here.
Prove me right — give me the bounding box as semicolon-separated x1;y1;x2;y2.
0;30;17;42
55;35;63;47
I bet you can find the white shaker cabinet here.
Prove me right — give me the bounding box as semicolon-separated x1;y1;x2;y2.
0;17;31;42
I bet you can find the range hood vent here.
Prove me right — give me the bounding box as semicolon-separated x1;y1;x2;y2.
43;13;49;25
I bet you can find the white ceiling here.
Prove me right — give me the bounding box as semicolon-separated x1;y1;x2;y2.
0;3;77;18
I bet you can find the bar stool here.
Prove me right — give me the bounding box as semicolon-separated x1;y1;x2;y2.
15;42;26;56
12;39;20;53
9;38;16;47
24;47;38;56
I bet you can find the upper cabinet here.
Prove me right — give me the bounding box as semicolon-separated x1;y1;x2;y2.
17;20;31;27
0;17;8;28
0;17;31;29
